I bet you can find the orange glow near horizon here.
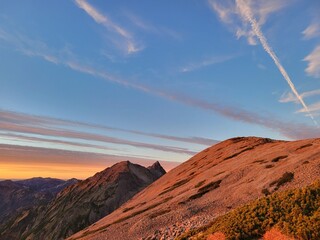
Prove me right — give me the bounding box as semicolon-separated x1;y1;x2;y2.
0;162;106;180
0;145;180;180
0;161;179;180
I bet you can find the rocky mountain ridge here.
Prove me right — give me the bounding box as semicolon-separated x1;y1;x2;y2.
0;177;78;223
69;137;320;240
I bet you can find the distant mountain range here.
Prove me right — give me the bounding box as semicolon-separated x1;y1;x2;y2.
0;177;78;239
0;161;165;240
0;177;78;223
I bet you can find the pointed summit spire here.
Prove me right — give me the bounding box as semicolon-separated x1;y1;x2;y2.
147;161;166;178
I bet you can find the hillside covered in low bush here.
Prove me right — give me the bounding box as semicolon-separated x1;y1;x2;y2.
178;180;320;240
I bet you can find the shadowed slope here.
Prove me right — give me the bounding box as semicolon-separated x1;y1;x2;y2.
0;177;78;222
0;178;78;240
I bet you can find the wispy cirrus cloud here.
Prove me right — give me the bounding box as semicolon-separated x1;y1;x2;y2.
280;89;320;104
0;109;218;146
65;63;320;138
0;117;197;155
179;55;235;73
168;92;320;140
74;0;142;54
0;28;146;90
209;0;288;45
1;28;320;140
209;0;317;126
304;45;320;78
0;133;116;151
297;101;320;114
302;22;320;40
75;0;108;24
123;11;181;40
0;28;59;64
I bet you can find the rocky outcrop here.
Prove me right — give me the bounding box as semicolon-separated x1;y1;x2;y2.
147;161;166;179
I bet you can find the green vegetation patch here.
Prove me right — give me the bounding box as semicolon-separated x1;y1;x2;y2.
229;137;245;143
261;188;270;196
214;171;225;177
159;178;191;196
177;181;320;240
271;155;288;163
265;164;274;169
113;201;163;225
122;206;135;213
253;159;267;164
149;208;171;219
189;180;222;200
76;201;166;238
296;144;313;151
224;147;254;160
269;172;294;189
195;180;206;188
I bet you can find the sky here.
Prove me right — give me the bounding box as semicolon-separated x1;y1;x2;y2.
1;0;320;179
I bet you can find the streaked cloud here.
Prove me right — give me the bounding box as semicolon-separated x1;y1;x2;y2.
0;28;146;91
168;92;320;140
209;0;288;45
0;133;116;151
0;114;197;156
179;55;235;73
302;23;320;40
129;135;218;146
75;0;107;24
74;0;142;54
123;11;181;40
280;89;320;104
297;101;320;114
0;28;59;64
209;0;317;125
304;45;320;78
0;109;218;146
257;63;266;70
1;28;319;140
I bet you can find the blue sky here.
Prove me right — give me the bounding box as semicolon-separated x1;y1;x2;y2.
1;0;320;178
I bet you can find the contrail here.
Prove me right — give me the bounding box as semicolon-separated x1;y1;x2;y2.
236;0;318;126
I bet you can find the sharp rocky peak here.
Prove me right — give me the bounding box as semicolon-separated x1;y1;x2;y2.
148;161;166;179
